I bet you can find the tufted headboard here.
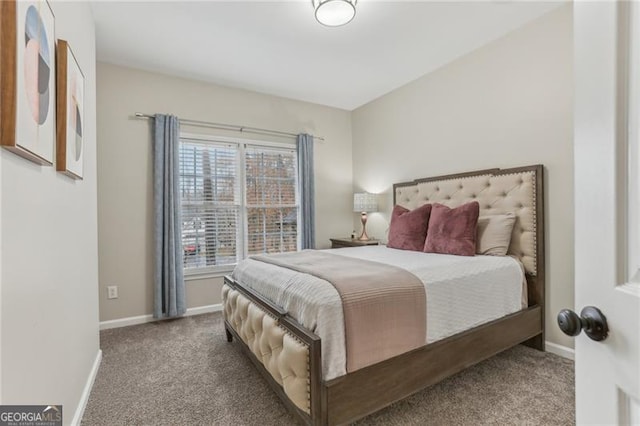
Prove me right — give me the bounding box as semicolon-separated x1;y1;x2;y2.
393;165;545;308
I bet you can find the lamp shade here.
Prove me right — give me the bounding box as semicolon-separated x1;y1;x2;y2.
353;193;378;213
313;0;357;27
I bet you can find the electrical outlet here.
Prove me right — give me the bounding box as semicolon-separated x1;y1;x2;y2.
107;286;118;299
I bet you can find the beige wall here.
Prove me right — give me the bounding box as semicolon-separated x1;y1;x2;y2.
97;63;353;321
351;6;574;348
0;2;99;423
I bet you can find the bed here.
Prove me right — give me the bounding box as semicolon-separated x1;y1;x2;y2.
222;165;545;425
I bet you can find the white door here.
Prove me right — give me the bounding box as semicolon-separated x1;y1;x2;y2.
573;1;640;424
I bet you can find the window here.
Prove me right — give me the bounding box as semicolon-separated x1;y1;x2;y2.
179;135;299;274
245;146;298;255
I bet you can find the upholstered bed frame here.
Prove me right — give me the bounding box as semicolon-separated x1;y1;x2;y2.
222;164;545;425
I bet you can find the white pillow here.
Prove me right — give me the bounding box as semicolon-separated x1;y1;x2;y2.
476;213;516;256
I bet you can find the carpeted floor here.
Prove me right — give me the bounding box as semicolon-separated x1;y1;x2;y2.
82;313;574;425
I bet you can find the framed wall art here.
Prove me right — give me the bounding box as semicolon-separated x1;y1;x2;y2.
0;0;56;165
56;39;84;179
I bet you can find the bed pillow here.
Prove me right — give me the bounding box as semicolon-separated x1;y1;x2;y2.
387;204;432;251
423;201;480;256
476;213;517;256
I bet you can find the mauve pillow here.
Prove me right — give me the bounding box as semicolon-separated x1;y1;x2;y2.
387;204;432;251
424;201;480;256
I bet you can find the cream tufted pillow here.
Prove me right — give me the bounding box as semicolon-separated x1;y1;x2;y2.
476;213;516;256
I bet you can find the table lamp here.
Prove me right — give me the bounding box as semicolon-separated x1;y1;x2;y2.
353;192;378;241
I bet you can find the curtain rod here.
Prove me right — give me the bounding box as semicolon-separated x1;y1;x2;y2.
134;112;325;142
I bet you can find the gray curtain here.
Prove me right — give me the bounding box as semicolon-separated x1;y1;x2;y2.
153;114;186;319
297;134;315;249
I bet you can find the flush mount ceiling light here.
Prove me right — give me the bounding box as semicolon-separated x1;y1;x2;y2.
313;0;357;27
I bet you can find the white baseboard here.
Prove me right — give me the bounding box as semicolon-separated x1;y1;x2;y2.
545;341;575;360
99;304;222;330
184;304;223;316
71;349;102;426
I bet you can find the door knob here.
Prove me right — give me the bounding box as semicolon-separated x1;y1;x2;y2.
557;306;609;341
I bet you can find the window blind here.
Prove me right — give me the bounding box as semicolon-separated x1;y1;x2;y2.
179;140;240;269
245;146;298;255
179;137;299;274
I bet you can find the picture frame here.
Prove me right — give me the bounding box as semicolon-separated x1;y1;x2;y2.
56;39;84;179
0;0;56;165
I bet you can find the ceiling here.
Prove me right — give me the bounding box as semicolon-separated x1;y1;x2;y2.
92;1;564;111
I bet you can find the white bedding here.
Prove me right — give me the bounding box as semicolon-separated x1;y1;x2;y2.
231;245;526;380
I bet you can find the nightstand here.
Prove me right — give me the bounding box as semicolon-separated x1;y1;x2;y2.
330;238;380;248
